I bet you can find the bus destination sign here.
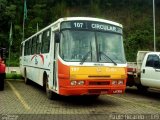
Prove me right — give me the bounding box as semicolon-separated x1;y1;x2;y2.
61;21;122;34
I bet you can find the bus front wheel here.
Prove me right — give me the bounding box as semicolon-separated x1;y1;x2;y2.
46;82;54;100
24;69;30;84
45;77;56;100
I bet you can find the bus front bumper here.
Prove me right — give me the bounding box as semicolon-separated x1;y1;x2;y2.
59;85;126;96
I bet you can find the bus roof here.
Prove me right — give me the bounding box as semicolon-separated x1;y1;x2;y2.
22;17;122;43
58;17;122;27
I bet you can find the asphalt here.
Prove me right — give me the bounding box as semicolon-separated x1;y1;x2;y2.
0;80;160;120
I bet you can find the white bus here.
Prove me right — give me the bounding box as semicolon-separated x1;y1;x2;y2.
20;17;127;99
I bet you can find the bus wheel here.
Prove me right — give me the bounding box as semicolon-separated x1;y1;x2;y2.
45;79;54;100
24;69;30;84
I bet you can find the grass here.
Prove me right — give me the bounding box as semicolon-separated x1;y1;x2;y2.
6;73;23;79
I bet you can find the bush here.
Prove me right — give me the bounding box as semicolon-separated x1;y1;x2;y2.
6;73;23;79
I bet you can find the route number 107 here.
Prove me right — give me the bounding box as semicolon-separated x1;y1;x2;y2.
74;22;84;28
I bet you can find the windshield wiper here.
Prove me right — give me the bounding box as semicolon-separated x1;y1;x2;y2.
80;51;91;65
99;51;117;65
80;41;92;65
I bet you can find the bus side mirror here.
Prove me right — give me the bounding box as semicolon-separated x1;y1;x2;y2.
55;32;60;43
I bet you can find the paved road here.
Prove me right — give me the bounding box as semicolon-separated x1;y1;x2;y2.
1;80;160;120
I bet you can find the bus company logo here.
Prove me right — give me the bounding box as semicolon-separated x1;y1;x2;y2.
96;67;102;73
35;56;38;65
31;54;44;65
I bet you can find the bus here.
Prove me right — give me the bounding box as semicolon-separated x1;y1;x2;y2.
20;17;127;99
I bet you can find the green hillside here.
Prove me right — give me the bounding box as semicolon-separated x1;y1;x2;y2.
0;0;160;66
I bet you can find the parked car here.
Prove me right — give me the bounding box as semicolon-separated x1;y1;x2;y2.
0;48;6;91
127;51;160;91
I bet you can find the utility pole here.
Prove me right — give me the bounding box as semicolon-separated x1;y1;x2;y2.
153;0;156;51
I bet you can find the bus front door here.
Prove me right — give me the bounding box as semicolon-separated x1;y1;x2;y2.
51;34;59;91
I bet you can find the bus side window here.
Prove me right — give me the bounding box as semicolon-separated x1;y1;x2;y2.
36;34;41;54
27;41;29;55
42;29;51;53
20;44;22;56
28;39;32;55
32;36;37;54
24;41;28;55
24;43;26;56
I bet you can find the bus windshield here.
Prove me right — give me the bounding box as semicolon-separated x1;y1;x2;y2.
60;30;126;64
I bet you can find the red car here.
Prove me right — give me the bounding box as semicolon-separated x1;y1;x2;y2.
0;48;6;91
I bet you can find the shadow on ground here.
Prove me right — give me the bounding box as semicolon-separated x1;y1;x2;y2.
126;87;160;100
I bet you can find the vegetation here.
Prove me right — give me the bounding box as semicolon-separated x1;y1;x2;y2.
1;0;160;66
6;73;23;79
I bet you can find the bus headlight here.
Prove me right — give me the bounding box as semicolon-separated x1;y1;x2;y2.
112;80;124;85
118;80;124;85
77;81;84;85
112;80;117;85
71;81;77;86
70;80;84;86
